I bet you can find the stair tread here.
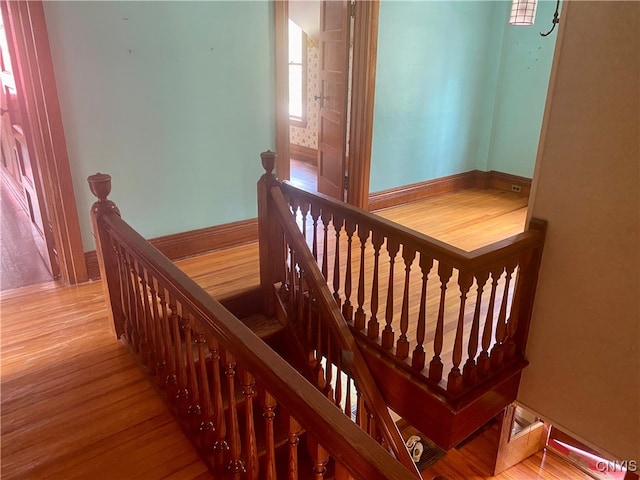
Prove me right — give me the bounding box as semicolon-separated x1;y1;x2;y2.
241;314;285;340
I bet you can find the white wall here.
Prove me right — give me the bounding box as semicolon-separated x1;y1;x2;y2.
520;1;640;460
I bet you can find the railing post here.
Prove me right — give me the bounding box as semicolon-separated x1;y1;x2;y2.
509;218;547;358
258;151;285;317
88;173;125;338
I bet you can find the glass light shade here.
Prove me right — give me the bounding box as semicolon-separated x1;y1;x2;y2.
509;0;538;26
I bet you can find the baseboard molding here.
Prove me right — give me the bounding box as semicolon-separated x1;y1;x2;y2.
85;217;258;280
290;144;317;165
368;170;531;211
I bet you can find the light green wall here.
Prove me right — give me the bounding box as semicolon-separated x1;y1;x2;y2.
488;0;559;177
370;0;558;192
44;1;275;251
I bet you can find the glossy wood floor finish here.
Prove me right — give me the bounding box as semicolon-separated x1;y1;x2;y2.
0;178;52;291
1;189;584;479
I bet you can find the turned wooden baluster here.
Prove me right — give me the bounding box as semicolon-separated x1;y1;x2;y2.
140;268;157;374
123;250;140;353
296;267;306;328
210;339;229;467
129;255;147;358
224;351;244;478
262;391;278;480
492;260;517;368
505;259;527;360
344;372;353;418
308;435;329;480
477;268;501;376
183;315;202;431
396;245;416;359
163;295;179;400
463;271;489;386
447;272;473;394
324;334;335;402
412;253;434;370
367;231;384;339
332;212;345;306
135;260;151;365
321;209;331;280
150;277;166;380
353;224;369;331
113;242;132;345
342;219;356;323
287;416;302;480
300;201;310;244
242;370;259;480
311;203;321;261
334;346;343;408
429;262;453;382
382;238;400;350
173;303;190;416
196;333;216;452
312;298;327;390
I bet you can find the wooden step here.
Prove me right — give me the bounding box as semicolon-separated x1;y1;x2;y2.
241;314;286;341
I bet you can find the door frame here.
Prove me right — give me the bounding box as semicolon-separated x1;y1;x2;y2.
274;0;378;210
2;0;87;284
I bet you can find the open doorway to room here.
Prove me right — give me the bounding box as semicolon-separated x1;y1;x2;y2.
0;0;87;286
275;0;378;209
0;6;54;290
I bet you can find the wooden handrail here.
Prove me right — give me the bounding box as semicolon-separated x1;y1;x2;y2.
271;166;546;399
89;173;418;480
280;181;544;270
270;186;422;478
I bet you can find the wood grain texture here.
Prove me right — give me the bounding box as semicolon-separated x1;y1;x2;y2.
420;420;593;480
0;177;52;290
290;144;318;165
85;217;258;280
290;158;318;193
347;0;379;210
2;0;87;284
2;187;551;479
369;171;531;211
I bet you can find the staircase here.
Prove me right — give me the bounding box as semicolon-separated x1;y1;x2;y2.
87;149;546;479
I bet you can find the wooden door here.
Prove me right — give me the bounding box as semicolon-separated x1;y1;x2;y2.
317;0;350;200
0;5;58;277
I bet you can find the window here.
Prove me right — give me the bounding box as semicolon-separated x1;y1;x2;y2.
288;19;307;127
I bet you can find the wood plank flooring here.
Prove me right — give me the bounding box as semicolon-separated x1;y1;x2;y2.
1;188;586;479
0;177;53;291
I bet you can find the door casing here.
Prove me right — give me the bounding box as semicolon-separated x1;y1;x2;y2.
274;0;378;210
1;0;87;284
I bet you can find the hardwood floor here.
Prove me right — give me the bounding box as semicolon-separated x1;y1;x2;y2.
0;179;52;291
290;158;318;193
421;421;593;479
1;189;585;479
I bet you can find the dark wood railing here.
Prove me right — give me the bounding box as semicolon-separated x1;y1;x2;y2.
88;173;419;480
258;152;421;477
258;152;546;402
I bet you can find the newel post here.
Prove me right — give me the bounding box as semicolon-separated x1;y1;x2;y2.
257;151;285;316
509;218;547;358
88;173;125;338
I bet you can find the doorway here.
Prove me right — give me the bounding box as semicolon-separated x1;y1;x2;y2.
0;6;55;289
0;0;87;285
275;0;379;209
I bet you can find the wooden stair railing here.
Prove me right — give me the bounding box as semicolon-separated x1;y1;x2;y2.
259;152;421;477
88;173;419;480
257;151;546;449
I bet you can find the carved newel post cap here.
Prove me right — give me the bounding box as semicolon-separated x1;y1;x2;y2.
260;150;277;176
88;173;112;202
